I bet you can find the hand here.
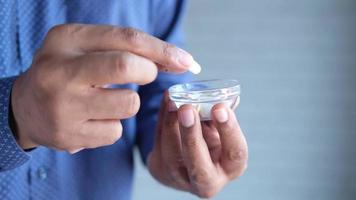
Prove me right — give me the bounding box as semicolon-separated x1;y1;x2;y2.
11;24;198;152
148;93;248;198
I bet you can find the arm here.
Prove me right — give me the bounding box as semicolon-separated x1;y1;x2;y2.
0;76;30;172
135;0;192;164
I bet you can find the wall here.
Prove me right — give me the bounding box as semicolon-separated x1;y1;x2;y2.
134;0;356;199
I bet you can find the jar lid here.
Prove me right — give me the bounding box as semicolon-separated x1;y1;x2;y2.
168;79;241;103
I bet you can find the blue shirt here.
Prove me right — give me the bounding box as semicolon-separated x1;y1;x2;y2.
0;1;190;199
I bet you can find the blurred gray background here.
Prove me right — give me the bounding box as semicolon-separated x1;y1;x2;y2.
133;0;356;199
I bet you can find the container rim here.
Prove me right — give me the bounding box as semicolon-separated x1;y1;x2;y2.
168;79;241;103
169;79;240;93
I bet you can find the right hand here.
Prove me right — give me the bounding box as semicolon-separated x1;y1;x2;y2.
11;24;198;153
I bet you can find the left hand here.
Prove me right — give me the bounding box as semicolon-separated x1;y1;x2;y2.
148;92;248;198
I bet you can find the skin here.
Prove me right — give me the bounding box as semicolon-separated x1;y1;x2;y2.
148;93;248;198
12;24;194;152
11;24;248;198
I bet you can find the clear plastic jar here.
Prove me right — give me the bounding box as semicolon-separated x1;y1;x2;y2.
168;79;241;121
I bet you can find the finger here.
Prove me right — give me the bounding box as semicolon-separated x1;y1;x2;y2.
212;104;248;178
84;88;140;120
201;121;221;163
157;92;170;139
70;51;157;85
50;24;200;74
78;119;123;149
151;91;170;154
161;99;190;190
146;93;169;187
177;105;215;189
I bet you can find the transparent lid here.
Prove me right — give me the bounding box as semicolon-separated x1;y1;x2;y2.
168;79;241;103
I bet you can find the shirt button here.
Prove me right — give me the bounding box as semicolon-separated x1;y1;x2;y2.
37;167;47;180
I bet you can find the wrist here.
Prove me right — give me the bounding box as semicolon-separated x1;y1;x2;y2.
10;75;38;149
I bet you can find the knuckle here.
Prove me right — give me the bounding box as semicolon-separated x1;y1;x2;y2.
49;24;67;33
161;43;176;64
31;52;71;87
61;24;84;35
190;169;211;186
116;52;130;75
184;138;198;148
29;56;57;91
32;50;51;67
223;148;248;179
220;121;235;133
190;172;219;199
121;27;142;46
45;24;84;48
47;24;65;37
226;148;248;163
48;24;77;37
135;60;158;85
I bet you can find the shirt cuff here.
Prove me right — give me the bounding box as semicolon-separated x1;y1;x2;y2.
0;76;30;172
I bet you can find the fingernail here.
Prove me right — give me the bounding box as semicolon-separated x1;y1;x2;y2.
168;101;177;112
214;108;229;123
188;59;202;74
178;109;195;128
177;48;201;74
177;48;193;65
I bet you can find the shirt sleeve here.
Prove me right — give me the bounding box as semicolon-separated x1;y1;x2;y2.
135;0;193;164
0;76;30;172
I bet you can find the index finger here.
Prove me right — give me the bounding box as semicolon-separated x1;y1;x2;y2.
49;24;201;74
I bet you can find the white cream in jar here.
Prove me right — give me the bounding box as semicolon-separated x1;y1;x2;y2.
168;79;241;121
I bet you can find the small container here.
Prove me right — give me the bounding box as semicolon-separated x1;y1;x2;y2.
168;79;241;121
